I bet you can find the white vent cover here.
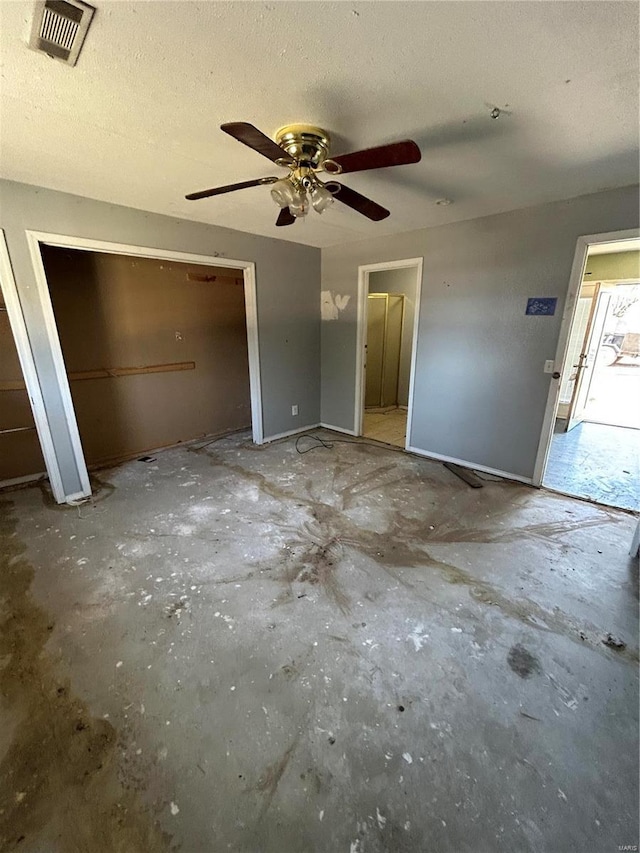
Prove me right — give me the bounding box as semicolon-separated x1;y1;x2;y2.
29;0;95;66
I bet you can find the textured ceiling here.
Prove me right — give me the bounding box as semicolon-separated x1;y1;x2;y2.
0;1;638;248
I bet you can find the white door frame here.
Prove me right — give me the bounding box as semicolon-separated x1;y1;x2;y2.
532;228;639;487
0;230;60;495
566;287;612;431
355;257;423;446
21;231;264;502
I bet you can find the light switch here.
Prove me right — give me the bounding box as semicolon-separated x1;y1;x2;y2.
544;360;555;374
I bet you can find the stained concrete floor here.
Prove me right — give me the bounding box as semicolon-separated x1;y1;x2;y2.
1;429;638;853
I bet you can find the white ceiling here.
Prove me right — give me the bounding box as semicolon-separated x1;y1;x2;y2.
1;1;638;248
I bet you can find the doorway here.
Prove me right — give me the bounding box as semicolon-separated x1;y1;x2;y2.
538;234;640;511
40;246;255;469
13;231;262;502
355;259;422;448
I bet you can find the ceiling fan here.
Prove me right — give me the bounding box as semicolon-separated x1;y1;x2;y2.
185;123;421;226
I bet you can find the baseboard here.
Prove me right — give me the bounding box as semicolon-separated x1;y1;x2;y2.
405;446;533;485
262;424;321;443
0;471;46;490
88;427;253;470
319;422;358;436
581;418;640;431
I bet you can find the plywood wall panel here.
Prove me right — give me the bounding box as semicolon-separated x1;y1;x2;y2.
0;431;45;482
0;302;46;482
41;247;251;467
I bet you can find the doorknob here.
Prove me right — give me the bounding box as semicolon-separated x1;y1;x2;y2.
552;371;561;379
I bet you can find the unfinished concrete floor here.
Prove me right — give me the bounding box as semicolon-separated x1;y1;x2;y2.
0;430;638;853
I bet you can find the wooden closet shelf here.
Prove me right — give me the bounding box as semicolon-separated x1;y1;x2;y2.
0;361;196;391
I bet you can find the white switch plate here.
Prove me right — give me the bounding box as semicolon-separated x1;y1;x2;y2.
291;405;298;416
544;360;555;374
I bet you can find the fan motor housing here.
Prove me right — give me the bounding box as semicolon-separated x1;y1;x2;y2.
275;124;330;168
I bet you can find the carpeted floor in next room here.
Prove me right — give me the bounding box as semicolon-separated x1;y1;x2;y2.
0;429;638;853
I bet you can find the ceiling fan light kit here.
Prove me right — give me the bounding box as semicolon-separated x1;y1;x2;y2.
309;182;335;213
185;122;422;227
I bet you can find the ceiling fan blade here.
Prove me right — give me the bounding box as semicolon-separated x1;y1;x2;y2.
185;177;278;201
328;182;390;221
221;122;294;165
328;140;421;174
276;207;295;227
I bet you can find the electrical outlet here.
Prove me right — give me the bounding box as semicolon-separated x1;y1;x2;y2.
291;405;298;416
543;360;555;374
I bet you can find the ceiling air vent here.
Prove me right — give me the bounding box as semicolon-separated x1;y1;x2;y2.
29;0;95;66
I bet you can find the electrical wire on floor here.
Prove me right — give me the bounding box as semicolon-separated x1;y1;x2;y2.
292;431;506;483
294;432;407;455
294;433;335;453
190;426;503;485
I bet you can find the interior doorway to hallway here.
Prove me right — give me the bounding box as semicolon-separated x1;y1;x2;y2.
355;259;422;449
541;237;640;511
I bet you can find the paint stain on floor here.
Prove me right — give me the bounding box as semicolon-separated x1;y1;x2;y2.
507;643;542;678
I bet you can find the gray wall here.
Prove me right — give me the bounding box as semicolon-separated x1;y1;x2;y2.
321;185;639;479
1;180;320;498
368;267;418;407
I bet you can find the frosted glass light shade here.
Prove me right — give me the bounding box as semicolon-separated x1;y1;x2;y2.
290;195;310;218
310;183;334;213
270;179;298;208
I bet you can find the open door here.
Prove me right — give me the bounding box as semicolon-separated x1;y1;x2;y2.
566;287;612;430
